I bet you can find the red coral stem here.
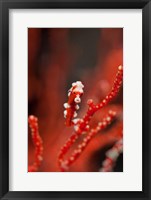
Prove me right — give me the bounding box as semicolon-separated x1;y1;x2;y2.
28;115;43;172
77;65;123;135
58;110;117;171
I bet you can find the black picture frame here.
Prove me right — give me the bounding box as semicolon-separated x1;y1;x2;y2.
0;0;150;199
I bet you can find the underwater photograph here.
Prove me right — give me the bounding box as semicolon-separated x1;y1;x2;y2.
28;28;123;172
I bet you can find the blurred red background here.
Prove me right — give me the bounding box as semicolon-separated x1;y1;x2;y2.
28;28;123;172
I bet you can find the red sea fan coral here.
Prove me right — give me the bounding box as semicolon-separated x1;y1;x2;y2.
28;65;123;172
28;28;123;172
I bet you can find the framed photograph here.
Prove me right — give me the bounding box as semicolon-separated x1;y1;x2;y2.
0;0;151;199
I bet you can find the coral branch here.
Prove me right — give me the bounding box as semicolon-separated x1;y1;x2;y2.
58;110;117;171
99;137;123;172
28;115;43;172
75;65;123;135
58;65;123;171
